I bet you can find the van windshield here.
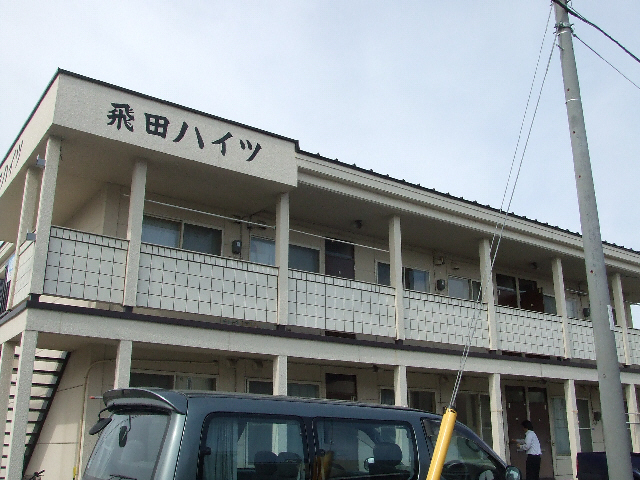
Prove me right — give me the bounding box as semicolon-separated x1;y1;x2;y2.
83;410;170;480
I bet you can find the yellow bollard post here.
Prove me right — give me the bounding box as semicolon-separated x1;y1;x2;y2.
426;408;457;480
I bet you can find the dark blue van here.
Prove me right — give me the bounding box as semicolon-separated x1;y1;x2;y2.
82;389;521;480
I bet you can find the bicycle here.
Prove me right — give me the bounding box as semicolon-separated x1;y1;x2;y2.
23;470;44;480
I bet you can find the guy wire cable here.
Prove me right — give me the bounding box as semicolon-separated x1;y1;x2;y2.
448;8;558;409
572;33;640;91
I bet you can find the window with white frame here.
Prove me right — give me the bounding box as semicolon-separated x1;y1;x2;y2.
566;298;580;319
376;262;430;293
249;237;276;265
631;304;639;329
551;397;571;455
495;274;549;312
249;237;320;273
448;276;481;301
577;398;593;453
543;295;557;315
247;379;320;398
409;390;435;412
141;215;222;256
130;371;216;391
380;388;395;405
455;393;492;444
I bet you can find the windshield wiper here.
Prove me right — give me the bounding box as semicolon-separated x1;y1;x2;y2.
108;474;137;480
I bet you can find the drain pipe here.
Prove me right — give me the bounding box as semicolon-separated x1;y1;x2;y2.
73;359;114;479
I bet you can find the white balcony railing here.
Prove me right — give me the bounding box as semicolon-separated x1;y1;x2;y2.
628;329;640;365
496;306;565;357
37;227;640;366
135;243;278;323
404;291;490;348
569;318;597;360
288;270;396;336
43;227;128;303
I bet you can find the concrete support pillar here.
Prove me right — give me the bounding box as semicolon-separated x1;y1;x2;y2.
612;273;631;365
114;340;133;389
273;355;287;396
0;342;16;456
552;257;573;358
123;160;147;307
564;379;581;479
479;239;498;350
6;330;38;480
29;137;61;295
394;365;408;407
489;373;506;459
626;384;640;452
389;216;404;341
275;193;290;327
8;168;40;308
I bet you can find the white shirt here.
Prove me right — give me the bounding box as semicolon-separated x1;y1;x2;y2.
520;430;542;455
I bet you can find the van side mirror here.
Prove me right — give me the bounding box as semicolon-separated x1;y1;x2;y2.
89;407;112;435
505;465;522;480
363;457;374;471
89;416;112;435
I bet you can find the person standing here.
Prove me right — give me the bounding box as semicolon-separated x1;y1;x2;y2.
517;420;542;480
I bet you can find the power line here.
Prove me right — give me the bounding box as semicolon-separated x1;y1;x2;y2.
450;6;558;409
573;33;640;91
551;0;640;65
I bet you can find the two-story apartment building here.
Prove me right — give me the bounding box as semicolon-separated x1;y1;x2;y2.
1;70;640;480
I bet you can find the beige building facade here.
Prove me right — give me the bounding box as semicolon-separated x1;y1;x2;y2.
1;70;640;479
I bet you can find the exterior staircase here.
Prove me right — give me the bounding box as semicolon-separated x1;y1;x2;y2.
0;350;69;479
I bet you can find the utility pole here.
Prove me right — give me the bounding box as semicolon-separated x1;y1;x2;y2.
553;1;634;479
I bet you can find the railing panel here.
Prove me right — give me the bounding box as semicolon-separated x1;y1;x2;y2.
569;318;596;360
136;243;278;322
288;270;396;337
628;329;640;365
404;291;489;348
43;227;128;303
496;306;564;357
613;327;627;363
12;241;36;305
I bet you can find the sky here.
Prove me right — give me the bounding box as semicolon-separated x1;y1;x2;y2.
1;1;640;310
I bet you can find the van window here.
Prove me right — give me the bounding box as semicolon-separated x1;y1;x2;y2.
423;419;505;480
200;414;307;480
83;410;170;480
313;419;417;480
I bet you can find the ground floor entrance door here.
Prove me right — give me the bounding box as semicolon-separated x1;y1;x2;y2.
505;386;528;474
528;387;554;480
505;386;555;480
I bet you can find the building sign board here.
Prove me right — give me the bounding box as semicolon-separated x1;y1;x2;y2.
52;74;298;187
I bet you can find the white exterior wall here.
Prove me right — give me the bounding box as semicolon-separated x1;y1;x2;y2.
65;188;113;236
26;346;115;478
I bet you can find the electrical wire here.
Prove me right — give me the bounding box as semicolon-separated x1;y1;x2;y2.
449;7;557;408
551;0;640;65
573;33;640;91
